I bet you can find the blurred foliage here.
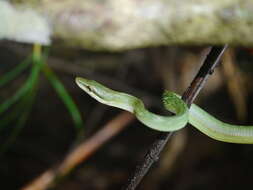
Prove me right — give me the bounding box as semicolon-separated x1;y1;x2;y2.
0;44;83;155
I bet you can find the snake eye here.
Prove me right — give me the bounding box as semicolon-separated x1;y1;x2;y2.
86;85;92;92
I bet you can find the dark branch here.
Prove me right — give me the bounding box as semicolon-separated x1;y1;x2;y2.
182;45;228;105
123;45;228;190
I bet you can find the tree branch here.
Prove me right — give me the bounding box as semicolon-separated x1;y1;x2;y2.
22;112;135;190
123;45;228;190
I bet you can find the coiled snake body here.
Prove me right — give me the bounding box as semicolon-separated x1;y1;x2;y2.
76;77;253;144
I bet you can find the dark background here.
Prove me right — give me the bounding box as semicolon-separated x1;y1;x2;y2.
0;42;253;190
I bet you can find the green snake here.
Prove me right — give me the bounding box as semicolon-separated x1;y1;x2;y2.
76;77;253;144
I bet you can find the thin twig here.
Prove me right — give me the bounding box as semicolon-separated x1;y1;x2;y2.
123;45;228;190
22;112;135;190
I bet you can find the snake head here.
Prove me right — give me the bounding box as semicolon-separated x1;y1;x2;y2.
75;77;108;103
76;77;136;112
76;77;129;107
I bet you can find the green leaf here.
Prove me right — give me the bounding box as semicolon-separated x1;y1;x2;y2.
0;56;32;88
42;63;84;130
0;76;39;155
0;56;42;155
0;58;41;115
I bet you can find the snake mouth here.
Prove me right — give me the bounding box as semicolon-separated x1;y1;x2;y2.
76;77;105;101
76;78;91;92
85;85;92;92
82;84;104;100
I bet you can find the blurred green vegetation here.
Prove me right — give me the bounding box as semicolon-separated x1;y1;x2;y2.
0;44;83;155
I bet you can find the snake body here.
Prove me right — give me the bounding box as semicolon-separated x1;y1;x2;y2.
189;105;253;144
76;77;253;144
76;77;188;132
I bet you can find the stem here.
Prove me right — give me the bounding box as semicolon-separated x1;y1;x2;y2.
42;63;84;131
0;56;32;88
123;45;228;190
